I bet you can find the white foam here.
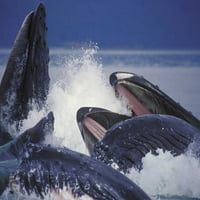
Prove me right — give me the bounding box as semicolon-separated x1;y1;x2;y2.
42;48;129;153
127;149;200;199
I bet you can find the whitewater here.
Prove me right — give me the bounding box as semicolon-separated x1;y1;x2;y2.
0;48;200;199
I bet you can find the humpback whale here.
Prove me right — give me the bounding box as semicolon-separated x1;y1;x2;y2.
0;4;152;200
0;3;49;133
10;143;151;200
110;72;200;130
0;112;54;195
77;107;200;173
0;112;151;200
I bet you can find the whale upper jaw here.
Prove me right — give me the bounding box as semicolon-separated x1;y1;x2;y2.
0;3;49;131
110;71;200;129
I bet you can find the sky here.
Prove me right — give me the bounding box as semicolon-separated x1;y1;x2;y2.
0;0;200;49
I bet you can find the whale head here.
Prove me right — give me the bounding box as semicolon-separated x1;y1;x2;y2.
0;3;49;131
110;72;200;129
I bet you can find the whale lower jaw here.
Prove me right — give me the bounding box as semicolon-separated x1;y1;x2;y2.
83;117;107;141
115;83;151;116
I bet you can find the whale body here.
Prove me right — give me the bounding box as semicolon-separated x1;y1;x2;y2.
0;112;54;195
77;107;200;173
11;143;151;200
93;114;200;173
0;111;151;200
110;72;200;130
0;3;49;133
0;110;151;200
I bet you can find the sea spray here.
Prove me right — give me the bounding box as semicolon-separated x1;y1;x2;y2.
22;48;130;153
127;149;200;199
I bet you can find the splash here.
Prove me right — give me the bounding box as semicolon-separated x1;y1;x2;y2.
23;47;130;153
127;149;200;199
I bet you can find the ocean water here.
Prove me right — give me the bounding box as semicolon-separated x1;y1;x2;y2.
0;48;200;200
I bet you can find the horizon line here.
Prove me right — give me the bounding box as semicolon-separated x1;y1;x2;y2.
1;48;200;55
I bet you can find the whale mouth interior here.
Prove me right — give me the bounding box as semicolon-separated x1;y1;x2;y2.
79;113;108;154
81;110;130;141
116;83;151;116
77;108;131;154
114;75;165;116
83;117;107;141
111;72;155;116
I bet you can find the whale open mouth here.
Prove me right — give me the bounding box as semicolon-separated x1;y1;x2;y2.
109;72;200;130
76;107;130;154
82;117;107;141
